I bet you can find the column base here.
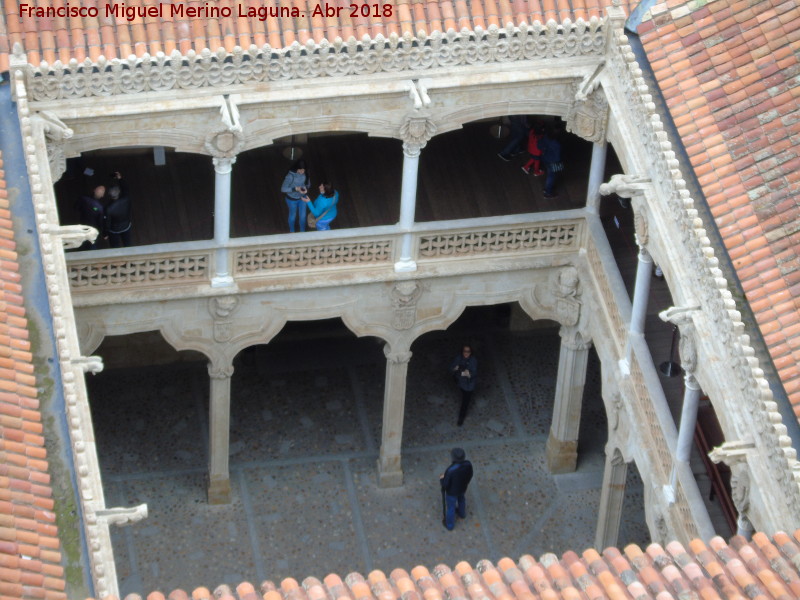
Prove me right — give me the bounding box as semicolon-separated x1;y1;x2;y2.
208;476;232;504
211;274;235;288
393;259;417;273
545;431;578;473
377;457;404;488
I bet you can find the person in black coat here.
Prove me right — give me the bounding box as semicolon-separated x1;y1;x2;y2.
105;171;132;248
450;344;478;426
77;185;106;250
440;447;474;530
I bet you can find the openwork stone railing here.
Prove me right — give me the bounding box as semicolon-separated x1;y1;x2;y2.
12;20;605;101
68;251;210;289
235;236;394;274
417;222;579;258
66;215;585;295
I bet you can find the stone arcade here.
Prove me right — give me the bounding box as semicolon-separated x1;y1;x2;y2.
6;5;800;597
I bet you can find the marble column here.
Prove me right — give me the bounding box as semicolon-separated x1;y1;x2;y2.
377;345;412;487
585;141;607;214
546;327;591;473
595;448;628;549
630;247;653;335
207;360;234;504
395;143;421;273
212;156;236;287
675;372;702;465
624;246;654;364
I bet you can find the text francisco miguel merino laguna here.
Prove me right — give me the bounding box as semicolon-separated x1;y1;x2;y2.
18;1;392;21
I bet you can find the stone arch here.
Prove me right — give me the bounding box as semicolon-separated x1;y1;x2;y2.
65;133;214;157
243;117;398;153
434;99;574;137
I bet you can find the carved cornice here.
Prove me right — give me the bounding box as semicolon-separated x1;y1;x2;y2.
12;70;119;597
12;21;607;101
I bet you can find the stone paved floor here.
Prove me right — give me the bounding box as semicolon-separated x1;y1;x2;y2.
88;316;650;596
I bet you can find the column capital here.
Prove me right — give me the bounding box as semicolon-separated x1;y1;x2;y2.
384;344;412;364
208;362;234;379
212;156;237;174
400;116;436;157
559;326;592;351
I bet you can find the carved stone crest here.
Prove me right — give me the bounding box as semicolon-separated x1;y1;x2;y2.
566;87;608;144
532;266;582;327
209;296;240;342
554;266;581;327
678;330;697;374
399;117;437;157
205;128;244;158
390;281;422;330
37;111;73;182
633;210;649;247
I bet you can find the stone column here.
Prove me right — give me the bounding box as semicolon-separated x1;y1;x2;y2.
675;372;702;465
621;212;653;368
395;144;421;272
585;141;607;214
595;448;628;549
630;246;653;336
212;156;236;287
546;327;591;473
208;360;234;504
396;117;435;272
377;345;412;487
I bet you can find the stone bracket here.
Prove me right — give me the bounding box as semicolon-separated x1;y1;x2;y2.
599;174;652;198
96;503;148;527
71;355;104;374
709;440;754;465
49;224;99;249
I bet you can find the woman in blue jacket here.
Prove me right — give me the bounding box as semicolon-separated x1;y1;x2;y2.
302;182;339;230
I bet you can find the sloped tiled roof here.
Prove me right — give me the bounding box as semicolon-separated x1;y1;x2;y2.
638;0;800;418
0;154;67;599
88;530;800;600
0;0;636;71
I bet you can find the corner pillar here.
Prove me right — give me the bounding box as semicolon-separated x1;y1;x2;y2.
377;345;412;487
595;448;628;549
546;327;591;473
208;360;234;503
212;156;236;287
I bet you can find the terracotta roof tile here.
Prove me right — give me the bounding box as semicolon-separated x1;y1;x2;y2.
91;532;800;600
639;0;800;419
1;0;636;64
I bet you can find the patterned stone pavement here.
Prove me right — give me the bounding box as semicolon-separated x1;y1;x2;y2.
88;316;649;596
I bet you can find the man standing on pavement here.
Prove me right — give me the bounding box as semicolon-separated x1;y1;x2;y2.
439;447;474;531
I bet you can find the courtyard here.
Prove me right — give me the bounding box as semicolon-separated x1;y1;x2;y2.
88;312;650;595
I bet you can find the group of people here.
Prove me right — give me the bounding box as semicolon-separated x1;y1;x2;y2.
281;159;340;233
77;171;133;250
497;116;564;198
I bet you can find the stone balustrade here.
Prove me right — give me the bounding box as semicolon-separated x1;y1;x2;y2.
66;213;585;302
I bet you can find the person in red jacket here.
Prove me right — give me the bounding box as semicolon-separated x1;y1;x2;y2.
521;124;545;176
